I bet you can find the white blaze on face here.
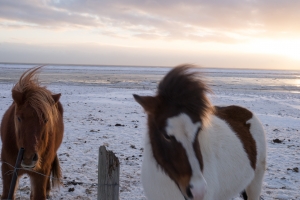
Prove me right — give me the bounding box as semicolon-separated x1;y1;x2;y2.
166;113;207;199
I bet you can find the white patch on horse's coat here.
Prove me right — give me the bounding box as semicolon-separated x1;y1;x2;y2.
199;115;256;199
166;113;201;143
166;113;207;198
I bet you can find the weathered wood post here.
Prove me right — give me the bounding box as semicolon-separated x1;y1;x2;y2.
98;145;120;200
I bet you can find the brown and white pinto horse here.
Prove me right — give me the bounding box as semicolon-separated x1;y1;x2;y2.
1;67;64;199
134;65;266;200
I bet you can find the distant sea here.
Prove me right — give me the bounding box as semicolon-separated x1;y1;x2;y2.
0;63;299;94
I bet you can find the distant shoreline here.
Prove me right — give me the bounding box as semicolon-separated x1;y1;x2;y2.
0;62;171;69
0;62;298;72
1;64;299;93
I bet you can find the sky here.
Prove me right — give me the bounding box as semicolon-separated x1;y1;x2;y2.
0;0;300;70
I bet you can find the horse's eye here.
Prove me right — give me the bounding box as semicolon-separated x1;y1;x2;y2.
17;117;21;122
163;132;171;141
44;119;48;123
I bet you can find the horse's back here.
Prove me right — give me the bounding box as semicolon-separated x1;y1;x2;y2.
215;105;266;167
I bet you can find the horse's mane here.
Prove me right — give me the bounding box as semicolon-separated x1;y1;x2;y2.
13;67;59;131
157;64;214;123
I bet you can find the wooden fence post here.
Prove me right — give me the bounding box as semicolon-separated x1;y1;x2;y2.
98;145;120;200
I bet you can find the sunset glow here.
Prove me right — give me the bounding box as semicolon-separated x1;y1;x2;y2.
245;39;300;60
0;0;300;70
296;79;300;87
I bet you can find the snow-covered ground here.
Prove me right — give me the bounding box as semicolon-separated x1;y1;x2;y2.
0;65;299;199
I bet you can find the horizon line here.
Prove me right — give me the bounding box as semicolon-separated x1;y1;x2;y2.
0;62;299;72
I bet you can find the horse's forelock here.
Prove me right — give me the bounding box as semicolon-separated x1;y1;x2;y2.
14;67;41;93
157;64;214;125
13;67;59;132
28;89;59;129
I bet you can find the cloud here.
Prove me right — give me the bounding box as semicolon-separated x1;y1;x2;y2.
0;0;100;28
0;0;300;43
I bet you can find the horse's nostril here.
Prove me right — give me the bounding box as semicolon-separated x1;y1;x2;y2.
186;185;193;198
32;153;38;161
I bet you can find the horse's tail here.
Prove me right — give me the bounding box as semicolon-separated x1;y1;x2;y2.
51;154;62;188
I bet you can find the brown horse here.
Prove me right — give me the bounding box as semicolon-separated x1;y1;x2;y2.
1;67;64;199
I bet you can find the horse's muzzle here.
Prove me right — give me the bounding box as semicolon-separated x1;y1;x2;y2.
188;184;206;200
180;184;207;200
21;153;38;168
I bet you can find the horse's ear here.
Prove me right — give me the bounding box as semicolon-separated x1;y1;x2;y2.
52;93;61;104
12;90;23;105
133;94;157;114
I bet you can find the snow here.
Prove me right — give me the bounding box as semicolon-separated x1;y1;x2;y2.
0;64;299;200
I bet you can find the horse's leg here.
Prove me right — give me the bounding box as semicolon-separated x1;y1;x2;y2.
46;176;51;199
30;169;51;200
1;159;19;199
30;185;34;199
245;159;266;200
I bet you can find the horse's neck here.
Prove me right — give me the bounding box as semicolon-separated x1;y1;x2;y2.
142;134;183;200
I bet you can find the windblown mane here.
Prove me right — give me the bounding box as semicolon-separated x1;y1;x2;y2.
157;64;214;123
13;67;59;131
